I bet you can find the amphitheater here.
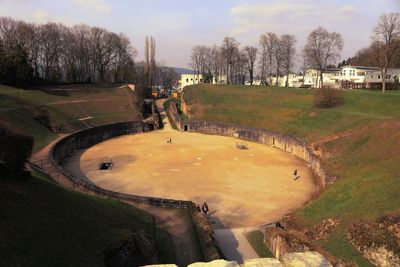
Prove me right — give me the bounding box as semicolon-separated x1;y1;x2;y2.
63;102;318;229
48;97;333;264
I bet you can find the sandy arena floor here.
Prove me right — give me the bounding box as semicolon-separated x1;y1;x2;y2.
63;127;318;228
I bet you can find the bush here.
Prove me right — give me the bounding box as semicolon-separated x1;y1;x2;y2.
314;88;345;108
0;122;34;179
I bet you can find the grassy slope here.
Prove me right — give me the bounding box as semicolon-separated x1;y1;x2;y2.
0;171;175;267
0;85;176;266
0;85;142;151
245;230;274;258
184;84;400;264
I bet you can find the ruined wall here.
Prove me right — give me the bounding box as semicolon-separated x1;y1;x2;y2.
167;102;186;130
264;227;313;261
180;97;192;119
168;102;331;189
49;120;223;261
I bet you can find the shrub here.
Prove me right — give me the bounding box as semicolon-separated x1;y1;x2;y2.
0;122;34;179
314;88;345;108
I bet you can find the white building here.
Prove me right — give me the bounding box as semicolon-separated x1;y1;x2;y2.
303;69;341;88
271;74;305;88
339;66;380;84
365;69;400;84
179;74;227;89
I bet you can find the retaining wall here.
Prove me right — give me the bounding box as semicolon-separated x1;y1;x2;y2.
49;120;223;261
170;98;333;189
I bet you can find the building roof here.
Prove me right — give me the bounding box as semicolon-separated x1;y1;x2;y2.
341;65;380;71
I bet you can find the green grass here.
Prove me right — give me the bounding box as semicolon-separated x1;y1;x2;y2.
317;227;373;267
0;171;175;266
184;84;400;263
0;85;142;151
245;230;274;258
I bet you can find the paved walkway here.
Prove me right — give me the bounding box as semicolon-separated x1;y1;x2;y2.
214;228;259;263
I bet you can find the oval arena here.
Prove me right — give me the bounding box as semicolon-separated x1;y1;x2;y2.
63;121;318;228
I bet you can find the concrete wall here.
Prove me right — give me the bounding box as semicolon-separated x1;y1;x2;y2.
49;120;222;261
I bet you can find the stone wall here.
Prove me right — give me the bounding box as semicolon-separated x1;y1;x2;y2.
167;102;186;131
168;101;331;190
49;120;223;261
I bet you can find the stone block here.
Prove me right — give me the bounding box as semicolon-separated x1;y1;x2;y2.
188;259;240;267
281;252;332;267
243;257;283;266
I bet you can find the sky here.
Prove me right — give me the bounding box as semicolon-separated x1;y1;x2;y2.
0;0;399;68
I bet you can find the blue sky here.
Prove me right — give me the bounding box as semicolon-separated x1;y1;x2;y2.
0;0;399;68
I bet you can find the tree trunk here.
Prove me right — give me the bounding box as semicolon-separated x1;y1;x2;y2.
285;71;289;88
320;71;324;89
382;69;386;94
250;67;253;85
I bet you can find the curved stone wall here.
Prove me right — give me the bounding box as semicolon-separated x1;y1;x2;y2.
49;120;222;261
50;120;198;208
170;98;333;190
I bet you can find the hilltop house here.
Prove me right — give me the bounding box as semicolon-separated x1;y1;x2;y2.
271;74;304;88
303;68;341;88
179;74;227;90
364;69;400;88
338;66;380;88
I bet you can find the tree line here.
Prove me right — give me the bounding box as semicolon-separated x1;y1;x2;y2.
190;27;343;88
190;12;400;92
0;17;138;86
0;17;179;88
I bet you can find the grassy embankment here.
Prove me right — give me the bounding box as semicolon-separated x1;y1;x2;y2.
0;171;175;266
245;231;274;258
184;84;400;265
0;85;142;152
0;85;175;266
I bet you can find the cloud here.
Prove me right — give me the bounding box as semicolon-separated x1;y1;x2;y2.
31;9;76;25
73;0;111;13
230;0;357;35
32;9;51;23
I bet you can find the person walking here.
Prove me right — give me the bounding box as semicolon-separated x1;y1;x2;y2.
202;202;209;214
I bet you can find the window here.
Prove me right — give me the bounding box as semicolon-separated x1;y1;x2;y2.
186;78;189;82
378;75;381;79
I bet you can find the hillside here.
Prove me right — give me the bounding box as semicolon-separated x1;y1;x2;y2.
0;171;175;266
0;85;176;266
183;84;400;265
0;85;142;151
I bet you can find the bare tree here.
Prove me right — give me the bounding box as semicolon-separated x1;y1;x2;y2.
243;46;257;85
304;27;344;88
221;37;239;84
299;47;309;81
280;34;297;87
190;45;202;83
274;36;284;86
372;13;400;93
259;32;279;85
144;36;156;87
211;45;224;84
233;50;247;85
0;17;138;85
